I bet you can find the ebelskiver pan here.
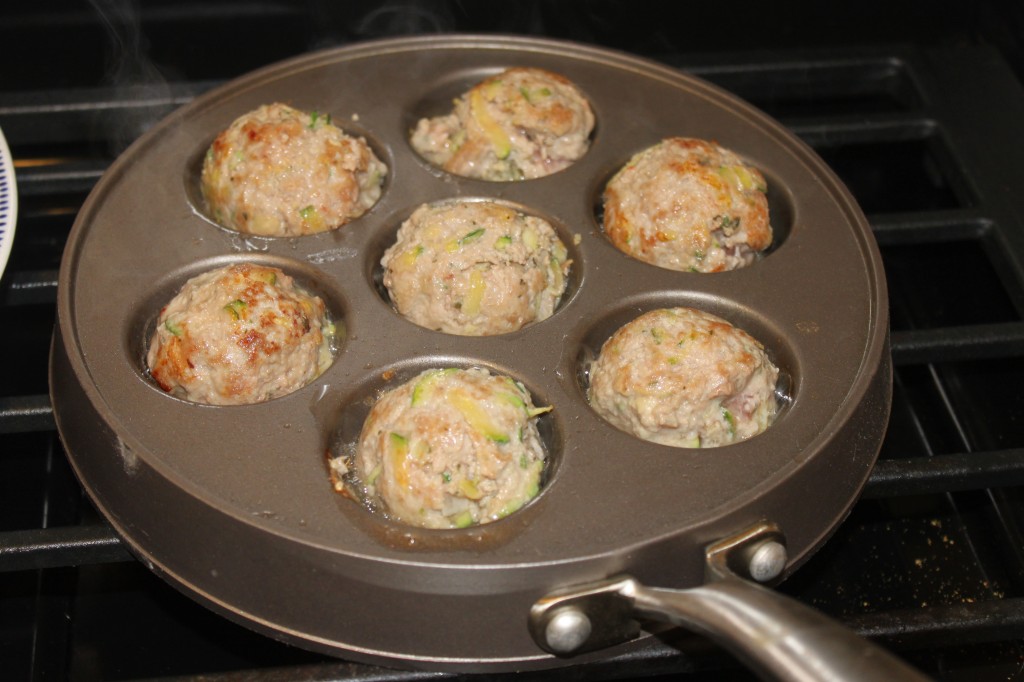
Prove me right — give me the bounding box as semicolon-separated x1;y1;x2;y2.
49;35;926;679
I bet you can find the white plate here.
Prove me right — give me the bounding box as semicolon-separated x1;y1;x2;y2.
0;125;17;280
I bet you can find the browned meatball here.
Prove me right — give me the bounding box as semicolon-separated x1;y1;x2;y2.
380;200;570;336
411;67;594;181
147;263;335;405
604;138;772;272
588;308;778;447
201;103;387;236
341;368;549;529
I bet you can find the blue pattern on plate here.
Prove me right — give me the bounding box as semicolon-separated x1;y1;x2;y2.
0;126;17;279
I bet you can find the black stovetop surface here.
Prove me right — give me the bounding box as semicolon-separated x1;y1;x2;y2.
3;2;1024;680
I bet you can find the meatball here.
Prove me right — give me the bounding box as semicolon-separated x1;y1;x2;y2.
588;308;778;448
147;263;334;405
381;200;570;336
201;102;387;236
603;137;772;273
411;67;595;181
350;368;549;529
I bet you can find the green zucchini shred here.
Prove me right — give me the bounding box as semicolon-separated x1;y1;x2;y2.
460;228;486;245
722;408;736;435
527;405;553;418
308;110;331;129
223;299;247;320
500;391;526;410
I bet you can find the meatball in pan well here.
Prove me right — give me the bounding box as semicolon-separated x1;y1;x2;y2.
345;368;549;529
381;200;571;336
147;263;335;406
603;137;772;273
201;102;387;236
588;308;779;448
411;67;595;181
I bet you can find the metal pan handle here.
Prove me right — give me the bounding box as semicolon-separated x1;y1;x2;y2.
529;524;930;681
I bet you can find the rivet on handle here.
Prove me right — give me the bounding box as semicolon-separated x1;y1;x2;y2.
705;521;788;583
529;576;641;656
748;540;788;583
543;607;593;654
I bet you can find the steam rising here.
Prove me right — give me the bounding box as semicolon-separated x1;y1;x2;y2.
89;0;177;155
353;2;452;36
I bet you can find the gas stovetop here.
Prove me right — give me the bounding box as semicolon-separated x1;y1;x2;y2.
2;3;1024;680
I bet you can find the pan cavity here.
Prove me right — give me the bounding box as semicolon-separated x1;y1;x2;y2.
368;197;581;336
576;299;794;449
406;65;596;181
183;103;390;238
592;137;793;273
126;256;347;406
326;361;560;532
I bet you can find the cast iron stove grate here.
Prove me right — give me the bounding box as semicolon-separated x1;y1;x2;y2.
3;11;1024;682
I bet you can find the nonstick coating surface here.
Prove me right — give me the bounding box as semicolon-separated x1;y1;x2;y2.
51;35;890;671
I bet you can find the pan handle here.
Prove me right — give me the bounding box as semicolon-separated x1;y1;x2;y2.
635;577;927;681
529;525;930;681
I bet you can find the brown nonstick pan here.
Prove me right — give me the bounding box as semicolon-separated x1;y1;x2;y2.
50;35;925;678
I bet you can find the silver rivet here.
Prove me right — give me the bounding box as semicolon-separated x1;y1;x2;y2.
748;540;787;582
544;607;592;653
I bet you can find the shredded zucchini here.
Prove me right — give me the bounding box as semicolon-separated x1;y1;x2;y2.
223;299;247;320
469;87;511;159
722;408;736;436
460;228;486;245
452;510;475;528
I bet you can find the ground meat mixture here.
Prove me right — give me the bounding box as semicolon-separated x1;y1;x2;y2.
588;307;779;448
381;200;570;336
344;368;549;529
603;137;772;272
411;67;594;181
201;102;387;236
147;263;334;405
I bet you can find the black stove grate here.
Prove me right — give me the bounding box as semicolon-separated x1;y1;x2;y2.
3;6;1024;680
